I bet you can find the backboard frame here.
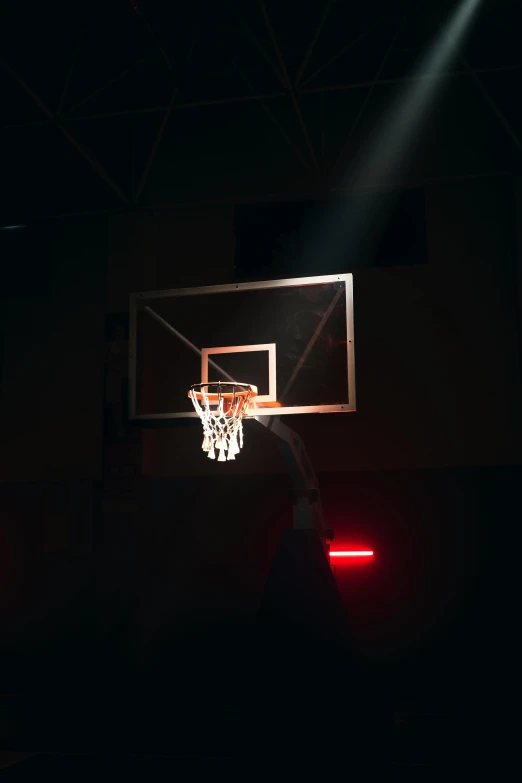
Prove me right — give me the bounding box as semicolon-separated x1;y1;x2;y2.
128;273;356;420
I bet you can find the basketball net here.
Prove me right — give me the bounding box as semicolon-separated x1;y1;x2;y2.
189;384;255;461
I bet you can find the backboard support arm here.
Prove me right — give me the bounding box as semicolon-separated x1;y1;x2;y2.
254;415;332;551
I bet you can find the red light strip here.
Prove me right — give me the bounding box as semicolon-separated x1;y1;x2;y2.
329;550;374;557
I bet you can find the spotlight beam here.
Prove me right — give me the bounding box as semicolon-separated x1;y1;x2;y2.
302;63;521;97
332;6;411;174
313;0;485;272
331;0;484;182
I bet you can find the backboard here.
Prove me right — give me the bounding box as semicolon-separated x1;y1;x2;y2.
129;273;355;419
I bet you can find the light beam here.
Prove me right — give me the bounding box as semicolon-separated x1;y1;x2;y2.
301;0;483;272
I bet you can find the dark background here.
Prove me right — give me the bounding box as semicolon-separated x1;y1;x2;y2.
1;0;521;774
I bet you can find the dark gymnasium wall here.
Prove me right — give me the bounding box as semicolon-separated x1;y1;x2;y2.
1;176;521;705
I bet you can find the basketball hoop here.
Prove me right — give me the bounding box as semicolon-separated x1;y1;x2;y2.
188;382;257;461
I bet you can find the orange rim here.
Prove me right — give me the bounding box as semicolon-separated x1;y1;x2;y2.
189;390;255;401
188;382;258;402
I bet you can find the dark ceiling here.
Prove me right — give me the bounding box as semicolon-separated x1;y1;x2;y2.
1;0;521;223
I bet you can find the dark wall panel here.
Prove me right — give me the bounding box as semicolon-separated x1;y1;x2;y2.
0;219;107;482
107;208;235;312
234;190;427;279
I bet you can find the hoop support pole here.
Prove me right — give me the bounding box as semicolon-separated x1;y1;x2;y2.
253;415;332;550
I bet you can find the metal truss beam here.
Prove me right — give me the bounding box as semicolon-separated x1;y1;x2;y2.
126;0;176;75
1;59;130;205
232;12;286;87
300;17;384;87
294;0;332;87
258;0;320;174
4;64;519;129
227;55;311;169
302;63;522;94
134;32;199;202
57;24;87;115
458;52;522;154
65;53;151;115
1;170;511;226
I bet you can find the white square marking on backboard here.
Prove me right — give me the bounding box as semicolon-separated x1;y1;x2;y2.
201;343;277;403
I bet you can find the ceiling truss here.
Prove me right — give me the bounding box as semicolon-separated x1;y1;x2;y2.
0;0;521;217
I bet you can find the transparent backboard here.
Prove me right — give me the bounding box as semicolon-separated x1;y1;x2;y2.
129;274;355;419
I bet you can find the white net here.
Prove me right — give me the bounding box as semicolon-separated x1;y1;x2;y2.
189;384;255;461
